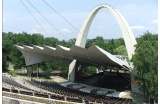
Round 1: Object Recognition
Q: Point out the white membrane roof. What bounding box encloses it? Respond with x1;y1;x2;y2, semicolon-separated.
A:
15;44;131;71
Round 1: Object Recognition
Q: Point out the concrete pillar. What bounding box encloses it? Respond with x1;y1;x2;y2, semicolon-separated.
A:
96;68;99;73
18;90;20;94
48;95;51;99
68;60;77;81
64;96;67;101
33;92;35;96
10;88;12;92
68;60;82;81
82;99;85;103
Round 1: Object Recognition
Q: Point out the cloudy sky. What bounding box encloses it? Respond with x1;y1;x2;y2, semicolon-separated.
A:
3;0;158;40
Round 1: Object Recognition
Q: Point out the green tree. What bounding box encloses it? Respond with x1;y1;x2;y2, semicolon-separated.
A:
131;31;158;103
31;33;44;46
44;37;59;47
114;45;127;55
65;38;76;47
2;53;8;71
83;66;97;73
114;38;125;47
86;36;116;54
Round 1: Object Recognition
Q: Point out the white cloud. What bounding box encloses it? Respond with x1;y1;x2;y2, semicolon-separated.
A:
151;19;158;24
60;28;70;33
131;26;145;30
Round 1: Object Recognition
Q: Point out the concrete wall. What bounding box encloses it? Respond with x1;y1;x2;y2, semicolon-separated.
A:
3;96;44;104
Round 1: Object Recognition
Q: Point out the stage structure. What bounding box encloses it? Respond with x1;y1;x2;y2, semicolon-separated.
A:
69;4;136;81
15;4;139;93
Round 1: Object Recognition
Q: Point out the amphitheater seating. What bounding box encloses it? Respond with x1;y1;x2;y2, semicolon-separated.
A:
2;76;31;91
26;79;132;104
2;75;132;104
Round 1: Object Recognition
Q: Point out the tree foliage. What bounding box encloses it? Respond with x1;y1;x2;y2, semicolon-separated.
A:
86;36;118;54
83;66;97;73
114;45;127;55
131;31;158;103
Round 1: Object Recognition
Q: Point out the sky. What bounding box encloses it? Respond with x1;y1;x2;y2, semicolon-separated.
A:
2;0;158;40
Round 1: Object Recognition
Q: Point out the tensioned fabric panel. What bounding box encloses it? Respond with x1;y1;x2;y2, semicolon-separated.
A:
15;44;131;71
15;45;72;65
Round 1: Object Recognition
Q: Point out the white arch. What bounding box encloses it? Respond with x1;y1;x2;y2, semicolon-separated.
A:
75;4;137;60
68;4;137;81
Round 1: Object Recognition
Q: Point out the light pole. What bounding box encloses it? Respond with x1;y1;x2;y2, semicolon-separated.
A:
37;64;39;79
